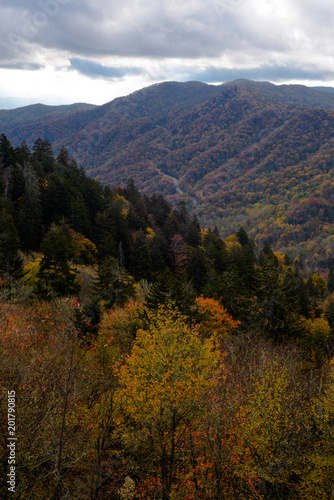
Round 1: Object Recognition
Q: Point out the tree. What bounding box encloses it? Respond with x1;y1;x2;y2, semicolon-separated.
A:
187;246;210;293
113;304;224;499
145;268;195;315
32;138;55;173
203;227;229;274
124;177;141;205
149;230;169;275
194;296;240;340
96;256;135;309
56;146;72;167
0;133;16;168
327;267;334;294
0;209;23;277
129;230;152;280
0;300;118;499
237;359;306;499
15;163;42;251
36;223;79;297
96;197;130;262
6;164;25;203
302;359;334;498
254;256;305;340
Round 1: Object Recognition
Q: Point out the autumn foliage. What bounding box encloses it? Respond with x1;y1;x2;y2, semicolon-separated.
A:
1;138;334;498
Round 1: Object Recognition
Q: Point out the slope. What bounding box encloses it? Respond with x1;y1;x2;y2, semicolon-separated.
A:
2;79;334;268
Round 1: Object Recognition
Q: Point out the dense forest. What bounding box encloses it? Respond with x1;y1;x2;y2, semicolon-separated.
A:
1;135;334;498
3;80;334;272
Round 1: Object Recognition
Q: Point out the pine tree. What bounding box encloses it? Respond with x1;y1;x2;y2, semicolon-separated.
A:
6;164;25;203
31;138;55;173
327;267;334;293
36;223;79;297
15;163;42;251
0;134;16;168
0;209;23;277
129;230;152;281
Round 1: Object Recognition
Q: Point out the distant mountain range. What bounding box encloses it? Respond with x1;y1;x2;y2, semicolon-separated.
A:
2;79;334;268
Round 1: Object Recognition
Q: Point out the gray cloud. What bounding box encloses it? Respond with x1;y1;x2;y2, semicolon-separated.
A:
184;65;334;84
69;58;143;79
1;0;334;89
0;0;260;61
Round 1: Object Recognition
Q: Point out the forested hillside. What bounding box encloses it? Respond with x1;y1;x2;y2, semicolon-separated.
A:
1;138;334;498
2;80;334;270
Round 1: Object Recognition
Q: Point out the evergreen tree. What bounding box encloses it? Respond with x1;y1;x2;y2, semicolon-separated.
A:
96;198;130;262
56;146;72;166
220;265;252;322
0;134;16;169
6;164;25;203
229;231;256;292
149;230;170;275
15;141;31;166
0;209;23;277
327;267;334;293
124;177;141;205
129;230;152;281
36;223;79;296
96;256;135;308
184;214;201;247
31;138;55;174
258;239;276;267
282;267;311;318
187;246;210;293
236;226;250;247
203;228;229;274
324;295;334;335
149;193;171;227
15;163;42;251
145;268;195;316
254;257;305;340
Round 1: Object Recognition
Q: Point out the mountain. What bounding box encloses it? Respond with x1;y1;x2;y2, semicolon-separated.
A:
2;79;334;269
313;86;334;94
0;102;97;130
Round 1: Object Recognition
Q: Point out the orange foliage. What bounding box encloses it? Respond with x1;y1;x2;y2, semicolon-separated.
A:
195;296;240;339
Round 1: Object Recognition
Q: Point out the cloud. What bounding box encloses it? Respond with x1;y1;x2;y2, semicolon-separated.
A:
69;58;143;79
0;0;277;62
1;0;334;104
184;65;334;84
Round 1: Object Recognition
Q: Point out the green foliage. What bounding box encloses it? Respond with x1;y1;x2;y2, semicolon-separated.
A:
36;223;80;297
97;256;135;309
237;359;305;499
3;88;334;497
0;209;23;277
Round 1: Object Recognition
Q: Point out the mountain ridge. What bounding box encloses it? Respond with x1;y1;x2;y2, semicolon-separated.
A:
0;102;97;131
2;79;334;267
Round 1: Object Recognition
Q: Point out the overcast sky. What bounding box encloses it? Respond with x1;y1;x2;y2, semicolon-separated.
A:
1;0;334;107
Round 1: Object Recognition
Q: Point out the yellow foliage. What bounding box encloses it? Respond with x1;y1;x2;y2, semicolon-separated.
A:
69;229;98;265
298;360;334;498
237;360;301;492
23;256;42;285
146;227;155;238
304;316;330;339
273;251;285;265
225;234;238;242
301;316;331;366
98;300;147;359
113;304;225;481
225;238;242;255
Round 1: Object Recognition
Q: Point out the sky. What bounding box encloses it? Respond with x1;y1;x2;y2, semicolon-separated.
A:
1;0;334;108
